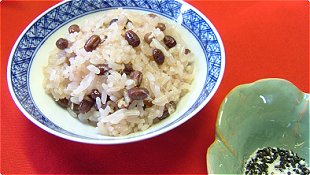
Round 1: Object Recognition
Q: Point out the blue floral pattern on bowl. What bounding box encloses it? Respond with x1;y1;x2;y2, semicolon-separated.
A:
8;0;225;143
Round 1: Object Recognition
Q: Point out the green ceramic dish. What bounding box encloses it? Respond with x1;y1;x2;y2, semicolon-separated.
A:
207;78;309;174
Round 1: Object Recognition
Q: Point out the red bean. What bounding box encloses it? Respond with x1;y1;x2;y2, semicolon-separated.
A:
96;64;111;75
90;89;101;100
56;38;68;50
123;63;133;75
148;13;157;18
143;99;153;108
164;35;177;48
153;48;165;65
159;108;169;120
57;98;69;108
184;48;191;54
78;99;94;114
130;70;143;87
69;101;79;113
68;24;80;33
156;23;166;31
84;35;101;52
128;87;149;100
158;101;176;120
125;30;140;47
144;32;154;44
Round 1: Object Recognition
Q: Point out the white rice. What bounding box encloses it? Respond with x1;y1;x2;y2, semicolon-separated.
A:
43;9;194;136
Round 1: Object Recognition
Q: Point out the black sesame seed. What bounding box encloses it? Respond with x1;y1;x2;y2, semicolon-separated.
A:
244;147;310;175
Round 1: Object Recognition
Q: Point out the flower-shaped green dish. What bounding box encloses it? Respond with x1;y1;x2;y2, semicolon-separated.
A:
207;78;309;174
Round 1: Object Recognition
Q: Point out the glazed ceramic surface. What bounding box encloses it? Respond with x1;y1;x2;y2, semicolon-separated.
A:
7;0;225;144
207;78;309;174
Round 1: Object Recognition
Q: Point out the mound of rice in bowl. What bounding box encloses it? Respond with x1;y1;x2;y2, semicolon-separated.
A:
43;9;194;136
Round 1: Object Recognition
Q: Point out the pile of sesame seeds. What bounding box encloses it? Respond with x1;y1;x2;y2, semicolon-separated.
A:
244;147;309;175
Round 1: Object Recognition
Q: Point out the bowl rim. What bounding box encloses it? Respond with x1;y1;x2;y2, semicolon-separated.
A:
7;0;225;144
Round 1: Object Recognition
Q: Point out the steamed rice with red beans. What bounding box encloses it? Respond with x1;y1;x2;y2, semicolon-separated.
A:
43;9;194;136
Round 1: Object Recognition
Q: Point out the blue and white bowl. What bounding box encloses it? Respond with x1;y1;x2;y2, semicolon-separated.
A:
7;0;225;144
